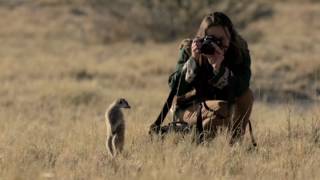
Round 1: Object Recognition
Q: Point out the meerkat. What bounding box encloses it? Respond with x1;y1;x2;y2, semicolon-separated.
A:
105;98;130;157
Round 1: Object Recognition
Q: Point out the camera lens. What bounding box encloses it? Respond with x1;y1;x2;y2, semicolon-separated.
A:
199;35;222;55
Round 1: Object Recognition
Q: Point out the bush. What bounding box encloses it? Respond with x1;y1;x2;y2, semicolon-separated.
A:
90;0;273;43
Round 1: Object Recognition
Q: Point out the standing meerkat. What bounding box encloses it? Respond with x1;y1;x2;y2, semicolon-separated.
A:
105;98;130;157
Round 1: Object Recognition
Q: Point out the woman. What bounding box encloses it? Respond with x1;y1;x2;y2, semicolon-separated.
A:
169;12;254;144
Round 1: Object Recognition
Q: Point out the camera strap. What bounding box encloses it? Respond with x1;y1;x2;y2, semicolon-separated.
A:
150;69;184;128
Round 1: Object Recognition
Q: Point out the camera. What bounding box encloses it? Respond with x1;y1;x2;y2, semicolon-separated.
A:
199;35;223;55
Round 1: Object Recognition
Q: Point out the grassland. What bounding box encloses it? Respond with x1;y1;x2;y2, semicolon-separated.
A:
0;1;319;180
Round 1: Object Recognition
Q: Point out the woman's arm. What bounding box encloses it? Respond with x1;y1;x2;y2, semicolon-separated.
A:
168;48;196;96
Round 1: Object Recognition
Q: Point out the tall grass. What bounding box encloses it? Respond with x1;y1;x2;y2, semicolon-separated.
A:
0;1;319;179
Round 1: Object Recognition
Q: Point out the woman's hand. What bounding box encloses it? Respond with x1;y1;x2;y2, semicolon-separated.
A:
205;43;224;73
191;38;201;60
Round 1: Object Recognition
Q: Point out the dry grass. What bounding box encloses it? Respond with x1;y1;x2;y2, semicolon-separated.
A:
0;1;320;180
249;2;320;101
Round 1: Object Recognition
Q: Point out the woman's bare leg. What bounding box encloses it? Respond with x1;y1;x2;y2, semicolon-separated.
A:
229;88;254;145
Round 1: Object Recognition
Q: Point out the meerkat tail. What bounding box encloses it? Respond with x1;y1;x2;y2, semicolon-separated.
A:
106;136;115;157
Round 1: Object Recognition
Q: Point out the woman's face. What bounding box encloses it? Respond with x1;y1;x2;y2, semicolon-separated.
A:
206;25;230;53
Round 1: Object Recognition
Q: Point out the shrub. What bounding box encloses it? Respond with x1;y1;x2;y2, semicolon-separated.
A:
90;0;273;43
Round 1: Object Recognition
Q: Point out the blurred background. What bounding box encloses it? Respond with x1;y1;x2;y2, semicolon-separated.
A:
0;0;319;105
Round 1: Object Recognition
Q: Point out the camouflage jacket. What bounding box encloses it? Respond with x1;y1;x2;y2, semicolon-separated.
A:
168;39;252;104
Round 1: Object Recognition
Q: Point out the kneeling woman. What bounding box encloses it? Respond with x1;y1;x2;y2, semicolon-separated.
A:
169;12;254;144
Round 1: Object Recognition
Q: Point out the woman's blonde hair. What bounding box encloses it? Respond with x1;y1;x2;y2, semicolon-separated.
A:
196;12;248;64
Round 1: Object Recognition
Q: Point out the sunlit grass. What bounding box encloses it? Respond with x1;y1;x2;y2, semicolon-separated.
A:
0;1;320;180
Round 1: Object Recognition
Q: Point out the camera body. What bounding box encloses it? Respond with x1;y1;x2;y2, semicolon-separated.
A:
199;35;223;55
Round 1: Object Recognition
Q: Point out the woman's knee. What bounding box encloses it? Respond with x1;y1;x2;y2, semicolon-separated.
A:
233;88;254;124
236;88;254;108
